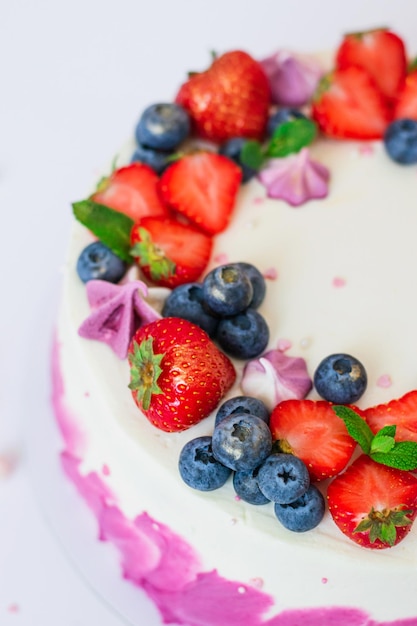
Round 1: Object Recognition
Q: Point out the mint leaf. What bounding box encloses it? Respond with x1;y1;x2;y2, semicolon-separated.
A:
371;441;417;471
72;200;134;263
370;434;396;455
240;140;265;170
332;405;374;454
266;118;317;158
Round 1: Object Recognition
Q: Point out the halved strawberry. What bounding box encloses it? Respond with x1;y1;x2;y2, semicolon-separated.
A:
311;67;391;139
335;28;407;104
364;390;417;443
128;317;236;432
92;162;170;222
327;455;417;549
269;399;356;482
175;50;270;142
393;68;417;121
158;152;242;235
130;215;213;288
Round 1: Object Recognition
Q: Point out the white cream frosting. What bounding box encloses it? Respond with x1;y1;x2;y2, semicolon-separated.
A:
55;135;417;622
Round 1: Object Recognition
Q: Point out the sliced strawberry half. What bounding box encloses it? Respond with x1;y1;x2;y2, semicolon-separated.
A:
269;399;356;482
312;66;391;139
393;68;417;121
92;162;170;222
158;152;242;235
327;454;417;549
130;215;213;288
335;28;407;104
364;390;417;443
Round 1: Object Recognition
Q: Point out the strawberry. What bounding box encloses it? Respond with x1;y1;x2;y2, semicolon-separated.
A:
327;455;417;549
91;162;170;222
393;67;417;121
158;152;242;235
364;390;417;443
335;28;407;104
269;399;356;482
175;50;270;142
128;317;236;432
130;215;213;288
311;67;391;139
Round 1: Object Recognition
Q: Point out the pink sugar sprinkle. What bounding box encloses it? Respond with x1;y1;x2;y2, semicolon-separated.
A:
322;578;328;585
0;452;18;479
249;577;264;589
102;464;111;476
84;391;90;398
8;604;19;613
213;253;229;265
234;494;241;502
332;277;346;288
263;267;278;280
377;374;392;388
277;338;292;352
252;196;265;205
359;143;375;156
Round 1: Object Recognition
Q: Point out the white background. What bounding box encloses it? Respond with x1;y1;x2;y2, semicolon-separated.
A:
1;1;417;624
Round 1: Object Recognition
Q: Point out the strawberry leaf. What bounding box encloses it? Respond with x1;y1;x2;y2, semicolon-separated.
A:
266;118;317;158
332;405;374;454
72;200;134;263
240;140;265;170
128;337;164;410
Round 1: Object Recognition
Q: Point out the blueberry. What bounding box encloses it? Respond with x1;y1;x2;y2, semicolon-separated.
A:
234;262;266;309
384;118;417;165
215;396;270;427
135;103;190;151
212;414;272;472
274;484;325;532
162;283;218;338
216;309;269;359
313;353;367;404
202;264;254;317
233;467;270;505
219;137;257;183
267;108;306;137
257;453;310;504
131;143;172;174
76;241;127;284
178;436;232;491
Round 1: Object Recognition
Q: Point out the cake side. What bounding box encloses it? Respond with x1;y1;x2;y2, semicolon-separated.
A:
52;134;417;623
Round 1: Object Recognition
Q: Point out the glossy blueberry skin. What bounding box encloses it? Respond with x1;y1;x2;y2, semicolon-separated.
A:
219;137;257;183
76;241;127;284
267;108;306;137
135;103;190;151
162;283;218;338
216;309;269;360
314;353;367;404
202;264;254;317
274;484;325;532
384;118;417;165
233;468;270;505
215;395;270;427
234;262;266;309
257;453;310;504
131;143;172;174
178;436;231;491
212;413;272;472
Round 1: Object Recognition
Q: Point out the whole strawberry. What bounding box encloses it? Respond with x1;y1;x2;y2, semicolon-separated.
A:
327;455;417;549
128;318;236;432
175;50;270;142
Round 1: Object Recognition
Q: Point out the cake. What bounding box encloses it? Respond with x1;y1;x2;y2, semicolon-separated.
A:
52;28;417;625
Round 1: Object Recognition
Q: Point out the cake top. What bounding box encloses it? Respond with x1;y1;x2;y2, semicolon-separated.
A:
70;26;417;552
